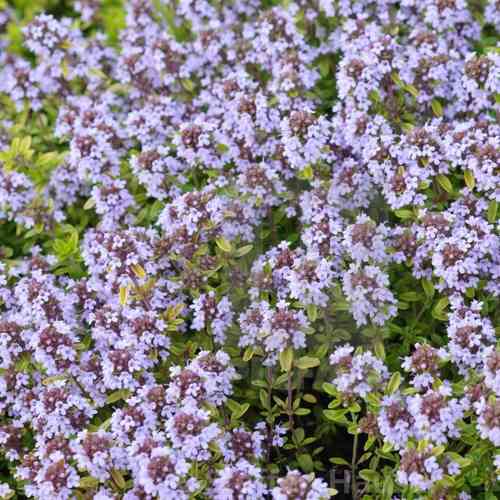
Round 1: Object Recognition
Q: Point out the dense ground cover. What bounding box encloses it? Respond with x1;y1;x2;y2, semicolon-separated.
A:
0;0;498;498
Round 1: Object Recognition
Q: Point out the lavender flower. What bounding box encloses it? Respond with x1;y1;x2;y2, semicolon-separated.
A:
342;264;397;326
272;470;332;499
330;345;389;399
210;460;267;500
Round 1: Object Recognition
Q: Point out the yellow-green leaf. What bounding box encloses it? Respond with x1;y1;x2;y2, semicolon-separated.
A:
279;346;294;372
166;302;184;321
431;99;443;117
20;136;32;153
488;200;497;223
322;383;337;396
387;372;401;394
434;296;449;312
42;375;68;385
318;59;330;77
110;469;126;490
306;303;317;322
432;296;449;321
215;237;232;253
394;209;413;219
79;476;100;489
390;72;403;87
324;409;349;424
295;356;320;370
181;78;195;92
399;291;420;302
421;279;435;299
303;393;317;404
232;402;250;419
83;197;96;210
374;341;385;360
299;164;314;180
404;84;419;98
119;285;130;306
243;346;255;362
131;264;146;279
436;174;453;193
464;170;475;190
106;389;130;404
235;245;253;257
359;469;379;482
297;453;314;473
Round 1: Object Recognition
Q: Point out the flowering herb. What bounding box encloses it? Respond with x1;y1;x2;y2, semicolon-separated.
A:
0;0;498;499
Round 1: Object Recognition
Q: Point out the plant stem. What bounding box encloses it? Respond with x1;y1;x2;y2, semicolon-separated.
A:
287;369;294;430
352;432;359;499
266;367;274;464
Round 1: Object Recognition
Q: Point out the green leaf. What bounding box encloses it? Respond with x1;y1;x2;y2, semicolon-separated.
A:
226;399;240;413
390;72;404;87
68;231;79;252
436;174;453;193
374;341;385;360
330;457;350;466
432;296;449;320
421;279;435;299
404;84;419;98
431;445;445;456
42;375;68;386
399;291;420;302
110;469;126;490
259;389;269;410
119;285;130;306
295;408;311;416
293;427;305;443
323;409;349;424
180;78;195;92
234;245;253;257
318;59;330;77
106;389;130;404
215;237;232;253
386;372;401;395
382;475;394;499
297;453;314;473
488;200;498;223
365;393;380;407
359;469;379;482
99;418;112;431
369;89;381;103
243;346;255;362
295;356;320;370
79;476;100;489
216;143;229;154
431;99;443;117
394;209;414;220
131;264;146;279
382;442;394;453
232;402;250;419
322;383;337;396
298;164;314;181
464;170;475;190
83;197;96;210
306;303;318;322
434;296;449;311
279;346;294;372
20;136;32;153
303;393;317;403
364;436;375;450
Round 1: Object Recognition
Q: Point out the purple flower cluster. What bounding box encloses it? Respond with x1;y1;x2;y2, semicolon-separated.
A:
0;0;498;497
